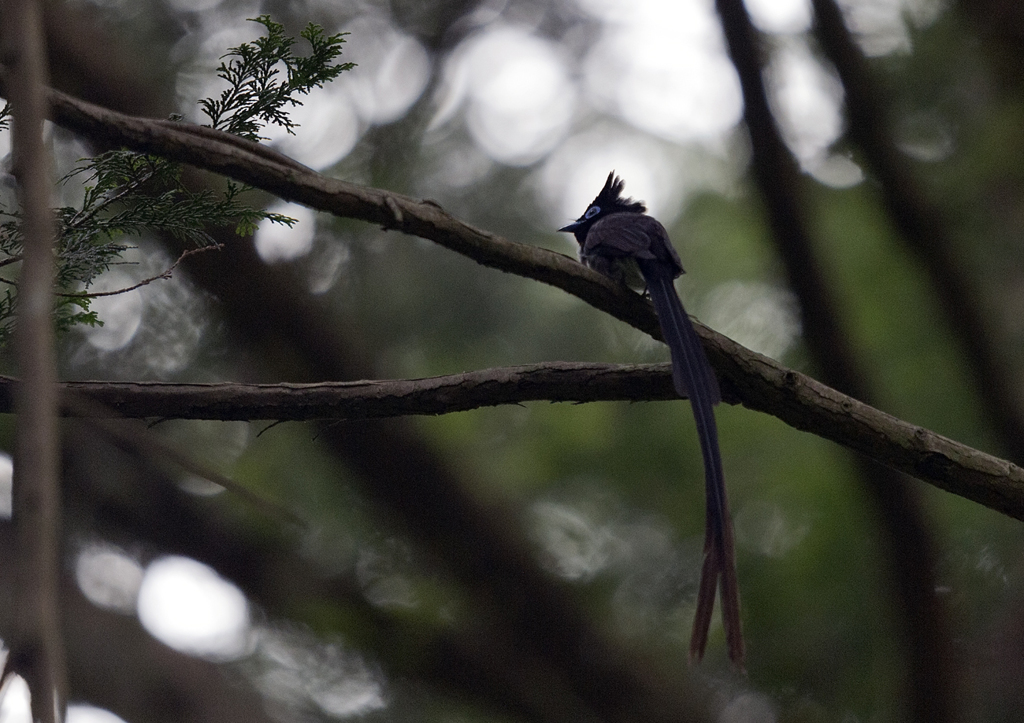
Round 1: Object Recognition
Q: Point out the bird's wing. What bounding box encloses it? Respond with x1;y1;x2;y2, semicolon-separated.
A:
584;214;683;274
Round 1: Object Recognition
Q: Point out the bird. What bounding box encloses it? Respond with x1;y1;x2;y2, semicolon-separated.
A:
558;172;743;667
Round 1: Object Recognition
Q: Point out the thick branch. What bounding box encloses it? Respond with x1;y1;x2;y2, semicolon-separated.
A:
0;87;1021;525
0;362;681;419
0;355;1022;521
36;87;654;332
4;85;1019;513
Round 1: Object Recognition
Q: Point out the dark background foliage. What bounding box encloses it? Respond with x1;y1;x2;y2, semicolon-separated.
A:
3;0;1024;721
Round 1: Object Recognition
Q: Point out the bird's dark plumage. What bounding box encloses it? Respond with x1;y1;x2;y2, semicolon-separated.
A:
559;172;743;667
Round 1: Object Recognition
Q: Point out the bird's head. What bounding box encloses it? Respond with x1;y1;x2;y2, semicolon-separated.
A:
558;171;647;241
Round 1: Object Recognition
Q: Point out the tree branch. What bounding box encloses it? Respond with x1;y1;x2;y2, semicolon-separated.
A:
37;86;637;323
0;362;682;418
0;2;67;721
0;245;226;299
0;355;1021;521
57;244;223;299
0;86;1021;525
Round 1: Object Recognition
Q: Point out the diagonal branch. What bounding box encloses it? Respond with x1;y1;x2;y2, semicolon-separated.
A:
38;86;632;319
35;74;965;721
1;86;1022;524
56;244;223;299
0;245;226;299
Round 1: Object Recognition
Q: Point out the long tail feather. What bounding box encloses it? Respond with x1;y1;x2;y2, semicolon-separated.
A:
639;260;744;668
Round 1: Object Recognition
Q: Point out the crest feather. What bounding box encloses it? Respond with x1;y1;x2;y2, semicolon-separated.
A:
592;171;646;213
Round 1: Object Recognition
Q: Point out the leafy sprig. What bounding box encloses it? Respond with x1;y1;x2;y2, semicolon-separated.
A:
0;17;353;345
199;15;354;141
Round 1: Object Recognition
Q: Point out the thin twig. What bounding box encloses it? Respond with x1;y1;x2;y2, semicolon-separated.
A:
0;244;224;299
256;419;286;437
58;244;223;299
64;161;157;231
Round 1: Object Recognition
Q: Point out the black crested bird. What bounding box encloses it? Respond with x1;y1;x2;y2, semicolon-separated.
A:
559;172;743;666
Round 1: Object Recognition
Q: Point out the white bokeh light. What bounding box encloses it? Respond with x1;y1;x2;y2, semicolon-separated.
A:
744;0;812;34
67;705;131;723
720;692;778;723
531;501;619;581
541;132;684;230
341;16;432;125
165;0;222;12
0;680;129;723
838;0;943;56
79;269;145;352
250;628;386;717
539;124;738;235
255;203;317;262
581;0;742;143
263;85;361;171
441;26;575;165
700;280;801;360
766;38;846;167
307;240;351;295
137;556;250;660
734;500;811;558
174;18;264;121
76;544;145;614
0;452;11;519
895;110;955;162
0;676;30;723
806;152;865;188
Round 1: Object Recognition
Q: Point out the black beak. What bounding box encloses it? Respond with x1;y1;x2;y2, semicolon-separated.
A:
558;220;582;233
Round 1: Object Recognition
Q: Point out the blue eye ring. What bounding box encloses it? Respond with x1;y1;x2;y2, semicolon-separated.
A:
584;205;600;219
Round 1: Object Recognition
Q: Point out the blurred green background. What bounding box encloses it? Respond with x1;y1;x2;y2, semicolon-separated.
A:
3;0;1024;721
